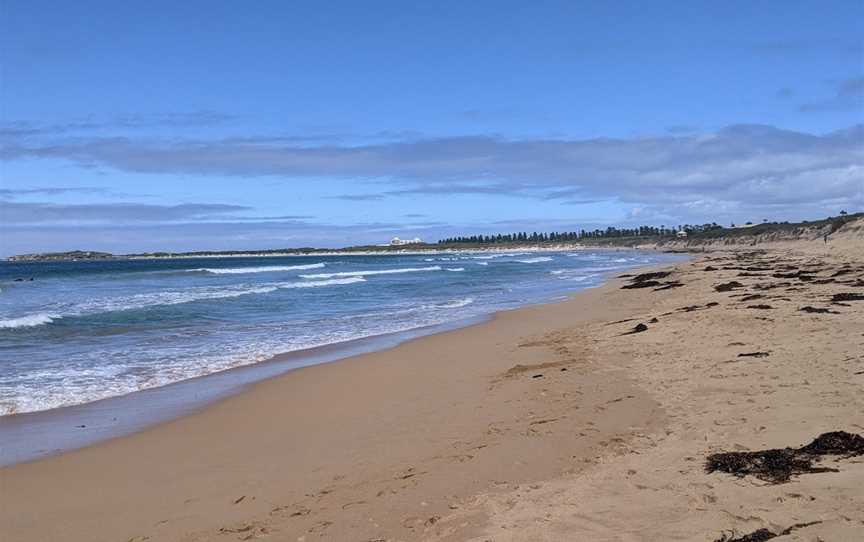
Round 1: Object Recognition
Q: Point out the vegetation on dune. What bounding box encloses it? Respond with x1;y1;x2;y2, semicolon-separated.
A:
6;212;861;261
437;212;862;247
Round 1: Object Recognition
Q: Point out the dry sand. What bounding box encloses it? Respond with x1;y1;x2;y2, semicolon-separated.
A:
1;237;863;542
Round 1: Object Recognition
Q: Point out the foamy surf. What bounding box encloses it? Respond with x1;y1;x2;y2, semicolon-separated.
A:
77;277;366;313
300;266;442;279
192;263;326;274
517;257;553;263
0;313;59;329
1;277;367;329
434;297;474;309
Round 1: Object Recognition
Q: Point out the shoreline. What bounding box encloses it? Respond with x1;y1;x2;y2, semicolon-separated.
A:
1;264;668;542
0;257;679;466
0;312;490;466
2;240;862;541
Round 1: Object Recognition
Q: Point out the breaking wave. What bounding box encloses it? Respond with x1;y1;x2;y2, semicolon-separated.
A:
300;266;442;279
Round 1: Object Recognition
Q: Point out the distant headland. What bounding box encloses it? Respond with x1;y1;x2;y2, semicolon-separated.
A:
6;212;859;262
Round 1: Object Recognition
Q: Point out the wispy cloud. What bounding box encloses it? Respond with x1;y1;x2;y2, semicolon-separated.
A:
0;202;250;225
0;111;235;139
0;186;109;199
800;77;864;112
328;194;387;201
3;123;861;216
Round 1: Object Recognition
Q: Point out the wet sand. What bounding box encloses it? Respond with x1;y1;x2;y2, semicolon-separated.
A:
2;238;863;541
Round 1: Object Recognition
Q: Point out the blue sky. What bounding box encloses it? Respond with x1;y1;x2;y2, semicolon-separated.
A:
1;1;862;255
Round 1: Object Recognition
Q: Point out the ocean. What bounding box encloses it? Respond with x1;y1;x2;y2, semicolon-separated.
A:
0;250;684;418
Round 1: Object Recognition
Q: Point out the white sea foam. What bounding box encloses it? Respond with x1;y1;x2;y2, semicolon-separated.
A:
282;277;365;288
0;313;59;329
517;257;553;263
445;267;465;272
476;261;489;266
435;297;474;309
2;278;366;330
192;263;325;274
79;278;366;312
299;266;442;279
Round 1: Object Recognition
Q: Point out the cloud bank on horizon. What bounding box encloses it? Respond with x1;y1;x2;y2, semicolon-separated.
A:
0;2;862;255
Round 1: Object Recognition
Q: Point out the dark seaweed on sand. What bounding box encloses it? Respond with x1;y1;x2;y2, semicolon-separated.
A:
715;528;775;542
632;271;672;282
800;306;838;314
621;323;648;335
653;281;683;291
621;271;673;289
713;521;821;542
831;292;864;302
621;281;661;289
705;431;864;484
715;281;745;292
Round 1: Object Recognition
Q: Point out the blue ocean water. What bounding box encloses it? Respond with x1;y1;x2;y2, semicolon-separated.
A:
0;250;683;416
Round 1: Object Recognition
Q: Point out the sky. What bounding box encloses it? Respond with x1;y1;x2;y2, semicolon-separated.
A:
1;1;862;255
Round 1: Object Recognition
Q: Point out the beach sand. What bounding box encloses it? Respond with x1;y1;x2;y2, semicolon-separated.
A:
2;237;863;541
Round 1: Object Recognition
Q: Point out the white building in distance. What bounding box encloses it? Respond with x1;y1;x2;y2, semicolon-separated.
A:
390;236;423;246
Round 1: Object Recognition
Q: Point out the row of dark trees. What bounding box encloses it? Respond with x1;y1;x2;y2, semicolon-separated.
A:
438;223;723;245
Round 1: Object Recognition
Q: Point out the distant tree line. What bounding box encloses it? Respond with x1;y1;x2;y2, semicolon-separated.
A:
438;223;724;245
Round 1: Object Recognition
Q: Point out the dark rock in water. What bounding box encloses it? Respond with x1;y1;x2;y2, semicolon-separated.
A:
747;304;773;310
531;374;544;379
704;266;718;271
13;278;24;282
706;302;719;307
738;351;770;358
648;317;659;323
832;292;864;302
705;431;864;484
715;281;745;292
741;294;763;301
800;306;838;314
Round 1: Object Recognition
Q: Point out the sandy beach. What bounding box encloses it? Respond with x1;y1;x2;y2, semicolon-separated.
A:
2;233;863;541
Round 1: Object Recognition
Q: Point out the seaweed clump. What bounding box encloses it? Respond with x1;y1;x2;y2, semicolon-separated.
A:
832;292;864;302
715;281;745;292
714;521;821;542
705;431;864;484
621;271;673;289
